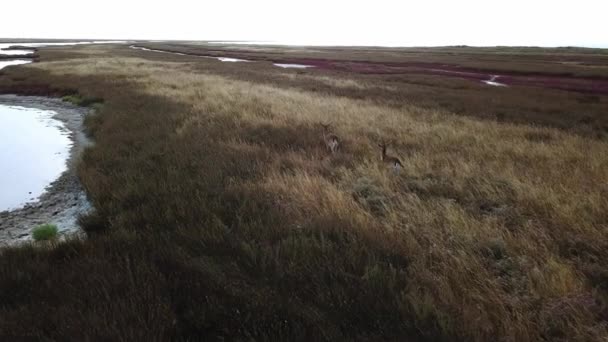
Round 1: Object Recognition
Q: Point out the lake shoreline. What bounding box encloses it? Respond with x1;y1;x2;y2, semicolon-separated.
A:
0;95;92;246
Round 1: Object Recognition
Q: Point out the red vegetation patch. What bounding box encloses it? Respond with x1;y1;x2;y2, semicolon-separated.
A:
275;58;608;95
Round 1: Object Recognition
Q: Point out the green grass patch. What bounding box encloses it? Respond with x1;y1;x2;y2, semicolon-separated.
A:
32;224;58;241
62;94;104;107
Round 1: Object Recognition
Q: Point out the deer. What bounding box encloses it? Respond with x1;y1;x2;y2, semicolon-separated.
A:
378;141;403;171
321;123;340;153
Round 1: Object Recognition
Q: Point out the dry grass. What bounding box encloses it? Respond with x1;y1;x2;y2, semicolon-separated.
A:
0;46;607;341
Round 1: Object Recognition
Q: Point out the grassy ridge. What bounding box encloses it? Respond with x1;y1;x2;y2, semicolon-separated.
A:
0;46;607;341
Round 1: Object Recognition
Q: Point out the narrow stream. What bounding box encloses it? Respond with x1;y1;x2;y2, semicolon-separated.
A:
130;45;314;69
482;75;508;87
217;57;248;62
274;63;314;69
130;45;315;66
129;45;189;56
130;45;249;62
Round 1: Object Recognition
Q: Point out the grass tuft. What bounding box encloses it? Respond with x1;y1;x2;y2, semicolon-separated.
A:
32;224;58;241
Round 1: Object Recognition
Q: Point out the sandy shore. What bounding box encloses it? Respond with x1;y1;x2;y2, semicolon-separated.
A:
0;95;92;246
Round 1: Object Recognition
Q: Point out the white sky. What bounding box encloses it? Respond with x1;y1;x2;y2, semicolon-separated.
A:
2;0;607;47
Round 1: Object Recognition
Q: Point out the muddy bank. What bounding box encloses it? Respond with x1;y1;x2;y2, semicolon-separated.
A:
0;95;92;246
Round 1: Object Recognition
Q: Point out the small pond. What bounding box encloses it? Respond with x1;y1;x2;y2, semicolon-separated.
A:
0;104;71;211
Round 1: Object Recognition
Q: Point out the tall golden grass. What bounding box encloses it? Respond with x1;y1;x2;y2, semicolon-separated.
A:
0;47;606;341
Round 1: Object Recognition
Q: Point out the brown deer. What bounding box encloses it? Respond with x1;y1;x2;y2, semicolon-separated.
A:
321;123;340;153
378;141;403;171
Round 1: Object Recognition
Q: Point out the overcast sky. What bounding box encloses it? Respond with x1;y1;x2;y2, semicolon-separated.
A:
2;0;607;47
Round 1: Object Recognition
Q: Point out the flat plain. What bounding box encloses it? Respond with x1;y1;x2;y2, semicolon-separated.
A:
0;42;607;341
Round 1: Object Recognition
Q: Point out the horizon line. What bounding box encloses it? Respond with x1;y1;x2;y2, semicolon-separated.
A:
1;38;606;50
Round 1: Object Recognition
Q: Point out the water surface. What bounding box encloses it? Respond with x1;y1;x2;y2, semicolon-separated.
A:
0;60;31;70
0;41;127;57
217;57;248;62
130;45;249;62
17;40;126;48
483;75;508;87
0;104;71;211
0;44;34;55
130;45;188;55
274;63;314;69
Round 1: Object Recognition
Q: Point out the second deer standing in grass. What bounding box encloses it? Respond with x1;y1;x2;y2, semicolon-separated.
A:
378;141;403;171
321;123;340;153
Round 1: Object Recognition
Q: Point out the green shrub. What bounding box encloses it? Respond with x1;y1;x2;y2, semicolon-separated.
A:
32;224;58;241
62;94;103;107
62;94;84;105
90;102;104;111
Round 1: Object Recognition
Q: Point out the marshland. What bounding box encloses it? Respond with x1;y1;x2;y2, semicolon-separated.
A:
0;40;607;341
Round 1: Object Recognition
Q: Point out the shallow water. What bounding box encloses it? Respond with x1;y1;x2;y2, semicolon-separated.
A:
483;80;508;87
1;41;128;72
483;75;508;87
0;41;127;57
217;57;248;62
129;45;249;62
130;45;188;56
0;104;71;211
0;44;34;55
274;63;314;69
17;40;126;48
213;41;273;45
0;60;32;70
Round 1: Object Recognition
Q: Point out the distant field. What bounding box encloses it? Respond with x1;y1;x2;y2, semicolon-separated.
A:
132;42;608;136
142;43;608;77
0;43;606;341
